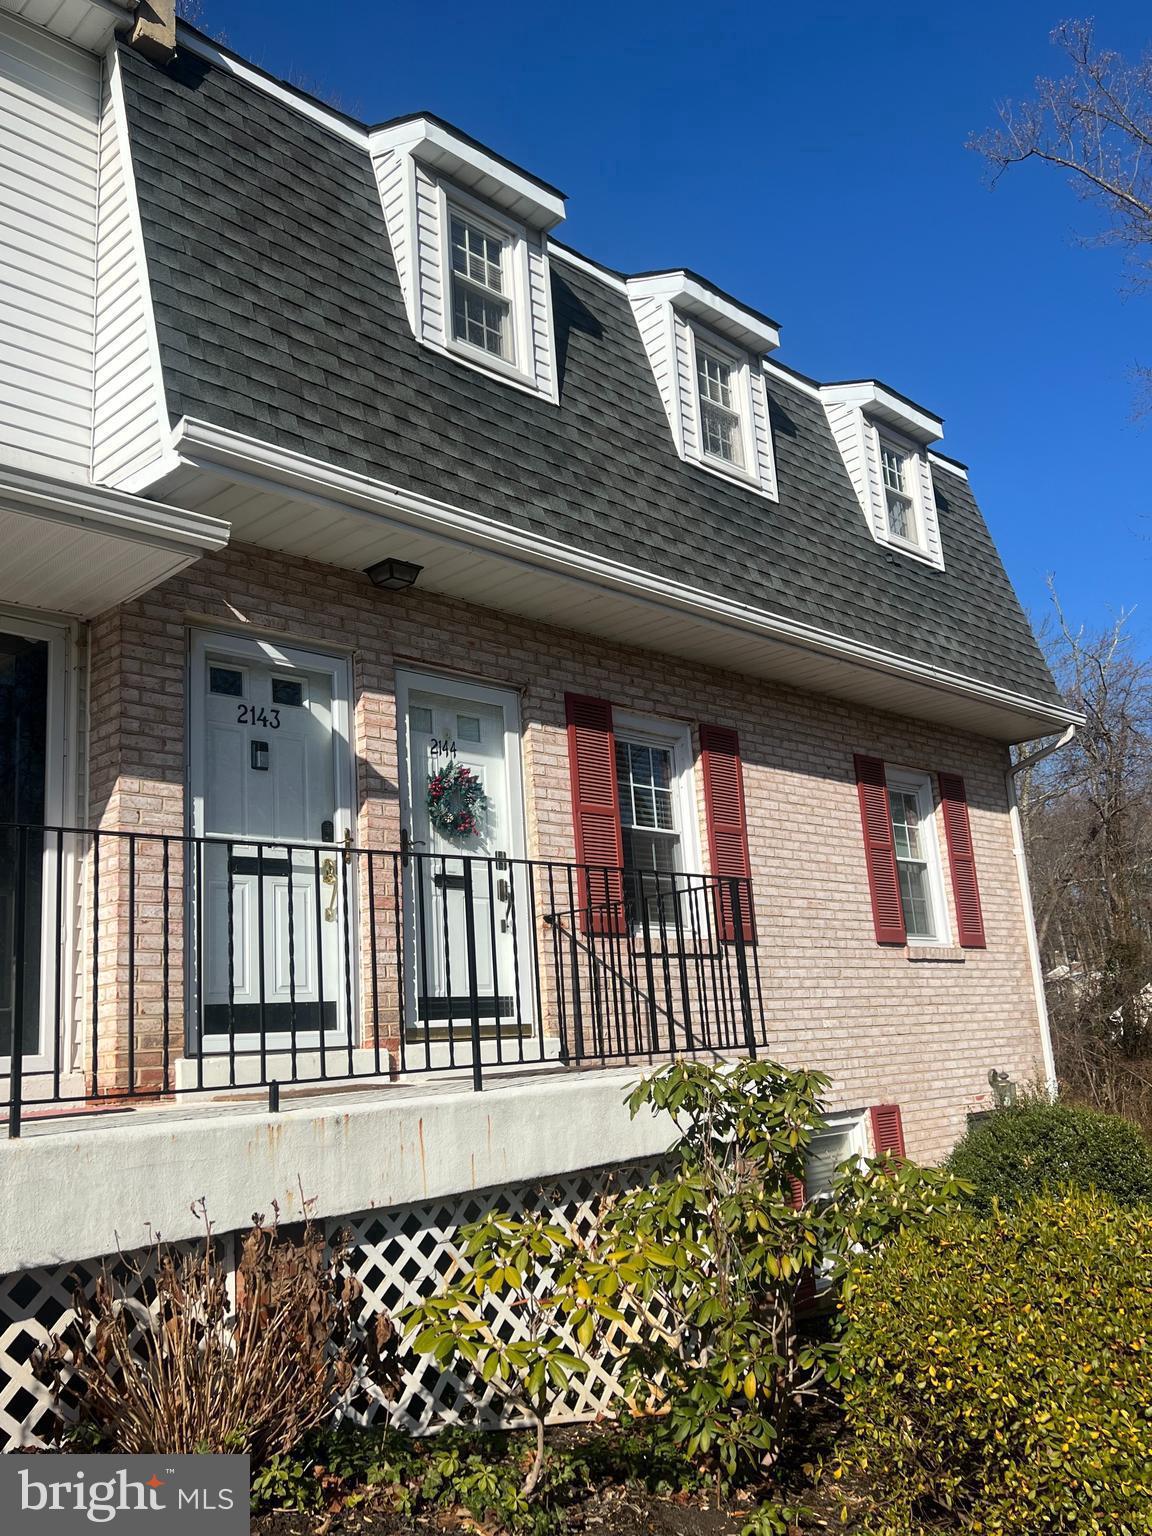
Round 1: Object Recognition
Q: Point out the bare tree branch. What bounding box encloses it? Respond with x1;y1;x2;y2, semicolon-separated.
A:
969;19;1152;303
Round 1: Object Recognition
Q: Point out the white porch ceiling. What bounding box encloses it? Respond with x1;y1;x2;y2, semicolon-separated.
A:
148;440;1078;746
0;469;228;619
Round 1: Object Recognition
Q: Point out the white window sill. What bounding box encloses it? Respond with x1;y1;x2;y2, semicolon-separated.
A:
875;532;944;570
904;945;966;963
685;450;777;502
419;335;557;403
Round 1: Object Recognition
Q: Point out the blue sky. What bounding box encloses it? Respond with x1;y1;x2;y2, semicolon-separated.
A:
196;0;1150;653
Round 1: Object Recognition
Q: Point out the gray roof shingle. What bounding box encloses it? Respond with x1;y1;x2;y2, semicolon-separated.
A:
119;44;1062;708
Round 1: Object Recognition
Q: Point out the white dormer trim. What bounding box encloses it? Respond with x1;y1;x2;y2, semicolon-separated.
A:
369;116;564;401
627;271;781;354
627;273;779;500
370;115;566;230
819;379;942;444
820;381;945;570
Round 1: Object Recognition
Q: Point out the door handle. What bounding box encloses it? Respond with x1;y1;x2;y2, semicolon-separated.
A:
400;827;426;867
321;857;338;922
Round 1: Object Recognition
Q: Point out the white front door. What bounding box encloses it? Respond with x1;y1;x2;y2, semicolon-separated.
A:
397;670;527;1036
190;634;353;1045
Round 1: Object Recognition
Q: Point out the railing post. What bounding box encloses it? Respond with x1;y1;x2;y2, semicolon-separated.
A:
730;878;757;1061
8;826;28;1138
463;861;484;1091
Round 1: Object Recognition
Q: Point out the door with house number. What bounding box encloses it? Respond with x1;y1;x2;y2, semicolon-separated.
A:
197;643;347;1041
401;675;525;1035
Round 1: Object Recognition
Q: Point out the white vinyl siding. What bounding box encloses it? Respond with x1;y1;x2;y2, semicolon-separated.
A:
368;148;557;400
414;160;446;347
822;398;945;569
370;146;415;330
631;296;777;499
90;49;168;488
630;293;681;441
0;12;100;480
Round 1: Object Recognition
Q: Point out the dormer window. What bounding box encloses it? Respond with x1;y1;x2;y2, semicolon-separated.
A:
879;439;916;544
628;271;780;501
369;114;565;400
449;210;512;361
696;344;744;468
820;380;946;570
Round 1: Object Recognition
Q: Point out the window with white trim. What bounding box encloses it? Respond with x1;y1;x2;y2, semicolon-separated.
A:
886;769;949;943
449;210;513;362
696;344;745;468
805;1113;868;1201
612;714;699;926
879;438;917;544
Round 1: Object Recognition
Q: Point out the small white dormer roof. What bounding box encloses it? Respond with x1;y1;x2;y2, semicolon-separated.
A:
368;113;567;230
626;270;781;354
819;380;943;445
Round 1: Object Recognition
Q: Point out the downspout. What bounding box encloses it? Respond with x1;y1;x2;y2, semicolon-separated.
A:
1006;724;1077;1097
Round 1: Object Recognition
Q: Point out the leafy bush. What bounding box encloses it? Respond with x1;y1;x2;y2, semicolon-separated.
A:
408;1059;966;1495
838;1191;1152;1534
405;1206;614;1496
604;1059;836;1481
947;1097;1152;1210
40;1202;401;1460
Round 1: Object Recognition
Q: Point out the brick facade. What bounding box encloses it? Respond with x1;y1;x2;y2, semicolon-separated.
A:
84;541;1044;1162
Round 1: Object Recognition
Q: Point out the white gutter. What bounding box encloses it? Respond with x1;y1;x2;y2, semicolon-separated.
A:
168;417;1083;741
1006;724;1078;1096
0;469;229;556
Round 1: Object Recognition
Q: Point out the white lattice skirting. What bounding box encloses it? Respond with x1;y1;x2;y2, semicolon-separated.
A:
0;1162;652;1450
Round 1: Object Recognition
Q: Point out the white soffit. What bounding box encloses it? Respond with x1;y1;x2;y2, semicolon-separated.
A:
0;469;228;618
626;271;781;354
150;420;1078;745
0;0;133;52
368;114;567;230
819;380;943;445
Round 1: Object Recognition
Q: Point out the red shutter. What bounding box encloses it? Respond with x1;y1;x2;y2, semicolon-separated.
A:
870;1103;906;1158
938;773;986;949
788;1175;818;1309
854;755;906;946
565;694;626;935
700;724;754;943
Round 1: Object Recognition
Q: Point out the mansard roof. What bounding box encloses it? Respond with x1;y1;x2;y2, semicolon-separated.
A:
118;40;1063;711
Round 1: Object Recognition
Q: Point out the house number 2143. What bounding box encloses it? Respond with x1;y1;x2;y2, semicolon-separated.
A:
238;705;281;728
430;737;456;755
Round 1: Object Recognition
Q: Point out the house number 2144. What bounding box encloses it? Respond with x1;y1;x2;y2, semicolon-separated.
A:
430;737;456;755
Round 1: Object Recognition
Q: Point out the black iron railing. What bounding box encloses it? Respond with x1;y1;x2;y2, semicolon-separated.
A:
1;824;766;1132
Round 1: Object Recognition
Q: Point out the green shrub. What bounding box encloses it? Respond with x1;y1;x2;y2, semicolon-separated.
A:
838;1191;1152;1534
947;1098;1152;1211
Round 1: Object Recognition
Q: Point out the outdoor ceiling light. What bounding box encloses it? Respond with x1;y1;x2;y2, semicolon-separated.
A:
365;558;423;591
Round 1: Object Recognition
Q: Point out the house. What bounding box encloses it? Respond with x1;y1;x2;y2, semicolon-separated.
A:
0;0;1079;1445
